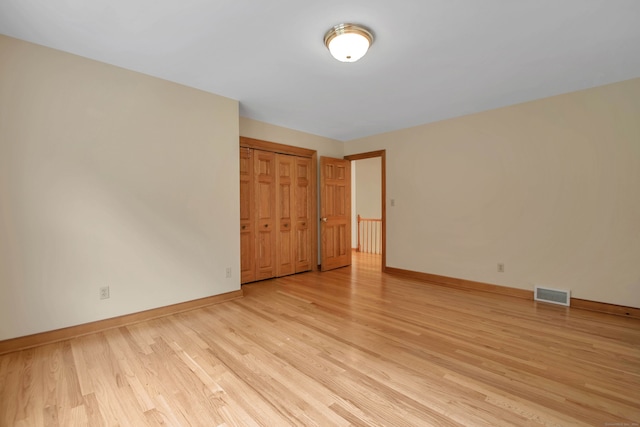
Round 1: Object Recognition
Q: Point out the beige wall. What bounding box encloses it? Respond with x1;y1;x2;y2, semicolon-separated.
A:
240;117;343;157
345;78;640;308
0;36;240;340
355;157;382;219
1;35;637;342
353;158;382;251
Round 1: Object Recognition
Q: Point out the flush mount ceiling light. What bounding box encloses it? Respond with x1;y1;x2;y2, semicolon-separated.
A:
324;23;373;62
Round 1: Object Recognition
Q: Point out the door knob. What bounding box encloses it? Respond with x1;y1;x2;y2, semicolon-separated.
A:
321;217;327;222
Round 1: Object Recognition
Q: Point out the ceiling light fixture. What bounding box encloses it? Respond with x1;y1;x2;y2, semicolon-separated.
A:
324;23;373;63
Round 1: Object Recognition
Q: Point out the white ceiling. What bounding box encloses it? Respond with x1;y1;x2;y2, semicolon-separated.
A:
1;0;639;141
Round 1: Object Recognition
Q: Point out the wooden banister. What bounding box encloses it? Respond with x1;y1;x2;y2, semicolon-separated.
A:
357;215;382;254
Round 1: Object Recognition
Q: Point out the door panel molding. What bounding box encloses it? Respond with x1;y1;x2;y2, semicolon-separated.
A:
254;150;276;280
276;154;295;277
294;157;313;272
240;148;255;283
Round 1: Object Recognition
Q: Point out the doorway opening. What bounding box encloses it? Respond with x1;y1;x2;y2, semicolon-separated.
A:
344;150;386;271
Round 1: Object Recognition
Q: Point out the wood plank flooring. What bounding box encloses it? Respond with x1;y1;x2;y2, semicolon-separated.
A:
1;252;639;426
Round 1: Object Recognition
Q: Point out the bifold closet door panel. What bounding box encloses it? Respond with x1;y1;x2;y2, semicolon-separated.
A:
254;150;277;280
295;157;312;273
275;154;296;277
240;148;255;284
240;146;314;283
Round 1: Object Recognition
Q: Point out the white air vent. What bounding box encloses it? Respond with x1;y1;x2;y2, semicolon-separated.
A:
534;286;571;306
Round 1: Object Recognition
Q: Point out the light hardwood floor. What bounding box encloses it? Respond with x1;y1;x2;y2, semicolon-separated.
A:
1;253;639;426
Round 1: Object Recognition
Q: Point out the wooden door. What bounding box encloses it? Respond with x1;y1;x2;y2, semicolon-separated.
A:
275;154;295;277
320;156;351;271
294;157;312;273
239;148;255;283
254;150;277;280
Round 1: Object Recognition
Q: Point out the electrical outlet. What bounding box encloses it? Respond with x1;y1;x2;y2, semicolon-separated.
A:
225;267;232;278
100;286;110;299
497;263;505;273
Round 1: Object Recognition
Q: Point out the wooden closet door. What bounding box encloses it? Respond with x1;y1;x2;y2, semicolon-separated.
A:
276;154;295;277
254;150;277;280
295;157;312;273
239;148;255;284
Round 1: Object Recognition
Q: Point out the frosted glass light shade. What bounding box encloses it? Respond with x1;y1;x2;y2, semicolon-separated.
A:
324;24;373;63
